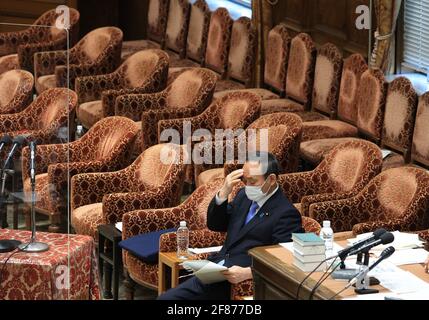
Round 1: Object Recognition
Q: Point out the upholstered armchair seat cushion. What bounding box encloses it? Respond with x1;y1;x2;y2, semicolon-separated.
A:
302;120;359;142
300;137;362;165
121;40;161;59
213;88;279;101
77;101;103;129
261;98;305;115
294;111;329;122
169;59;201;69
35;75;56;94
0;54;19;75
215;79;245;93
72;203;103;239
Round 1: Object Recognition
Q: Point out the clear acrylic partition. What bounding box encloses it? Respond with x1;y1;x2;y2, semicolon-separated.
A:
0;5;79;300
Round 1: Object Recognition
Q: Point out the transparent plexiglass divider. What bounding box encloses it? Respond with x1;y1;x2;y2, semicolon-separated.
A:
0;5;77;300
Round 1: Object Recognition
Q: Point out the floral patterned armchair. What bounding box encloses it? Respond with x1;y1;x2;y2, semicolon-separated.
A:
411;92;429;169
379;77;419;171
71;144;187;239
0;69;34;114
213;23;290;101
121;0;170;58
214;17;257;92
75;49;169;129
34;27;123;94
164;0;191;61
300;68;388;166
0;8;80;73
194;112;303;187
280;140;383;217
260;33;317;116
169;0;211;68
121;178;224;293
309;167;429;234
21;116;139;232
115;68;217;151
0;88;77;157
204;8;233;79
299;54;368;143
157;91;261;183
292;43;343;122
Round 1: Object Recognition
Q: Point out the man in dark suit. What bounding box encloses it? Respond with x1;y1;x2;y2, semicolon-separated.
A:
158;152;304;300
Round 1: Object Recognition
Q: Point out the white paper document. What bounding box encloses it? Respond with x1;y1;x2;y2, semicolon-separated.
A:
181;260;227;284
348;231;425;252
380;248;429;266
188;246;223;255
115;222;123;232
375;271;429;294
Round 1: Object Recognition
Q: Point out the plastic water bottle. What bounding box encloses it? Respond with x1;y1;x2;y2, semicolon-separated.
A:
320;221;334;268
177;221;189;260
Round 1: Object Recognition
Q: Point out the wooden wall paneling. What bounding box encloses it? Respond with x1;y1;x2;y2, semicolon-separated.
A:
273;0;371;58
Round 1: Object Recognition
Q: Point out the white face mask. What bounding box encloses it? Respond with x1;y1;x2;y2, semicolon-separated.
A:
245;177;271;202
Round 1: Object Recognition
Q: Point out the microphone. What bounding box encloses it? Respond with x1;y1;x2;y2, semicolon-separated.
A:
337;229;387;260
348;246;396;287
348;232;395;256
30;141;37;185
2;135;26;171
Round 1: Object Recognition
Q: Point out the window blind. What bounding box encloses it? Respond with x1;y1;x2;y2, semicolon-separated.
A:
403;0;429;73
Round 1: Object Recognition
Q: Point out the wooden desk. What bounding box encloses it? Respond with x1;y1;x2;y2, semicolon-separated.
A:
249;241;429;300
158;252;188;296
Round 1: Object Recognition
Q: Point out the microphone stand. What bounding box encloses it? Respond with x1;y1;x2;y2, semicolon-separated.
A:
353;249;380;293
18;167;49;253
0;167;22;253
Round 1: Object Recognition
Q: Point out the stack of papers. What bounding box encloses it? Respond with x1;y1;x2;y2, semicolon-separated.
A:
181;260;227;284
115;222;123;232
348;231;425;252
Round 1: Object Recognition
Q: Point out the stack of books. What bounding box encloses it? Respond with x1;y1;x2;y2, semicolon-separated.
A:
292;233;326;272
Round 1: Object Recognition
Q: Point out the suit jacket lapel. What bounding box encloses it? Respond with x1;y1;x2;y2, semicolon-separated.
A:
227;189;282;249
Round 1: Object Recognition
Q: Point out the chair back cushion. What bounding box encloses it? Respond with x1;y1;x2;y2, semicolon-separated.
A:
316;140;382;193
285;33;316;109
356;69;387;141
167;68;216;110
228;17;256;84
337;54;368;124
312;43;343;116
264;24;290;94
36;88;77;131
205;8;233;75
366;168;429;227
78;27;120;63
147;0;170;43
411;92;429;166
134;144;182;189
165;0;191;54
122;49;168;88
215;92;261;130
382;77;418;154
186;0;211;63
0;70;33;112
